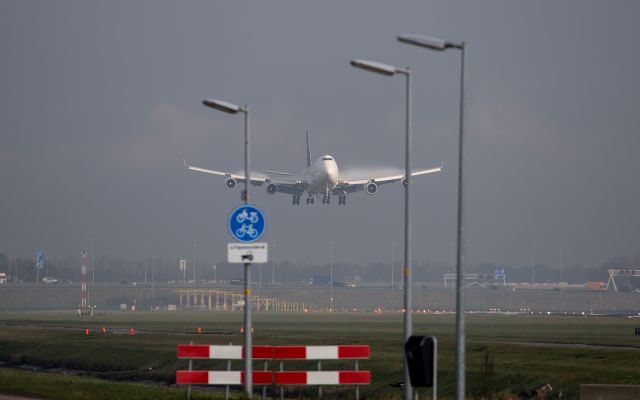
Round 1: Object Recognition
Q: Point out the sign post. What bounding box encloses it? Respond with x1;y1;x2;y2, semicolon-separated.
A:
81;250;88;309
228;204;266;398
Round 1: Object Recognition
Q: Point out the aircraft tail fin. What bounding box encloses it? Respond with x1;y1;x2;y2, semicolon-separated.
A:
306;130;312;168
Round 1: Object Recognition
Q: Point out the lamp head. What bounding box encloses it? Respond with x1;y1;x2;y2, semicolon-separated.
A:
202;99;242;114
397;33;453;50
350;59;398;76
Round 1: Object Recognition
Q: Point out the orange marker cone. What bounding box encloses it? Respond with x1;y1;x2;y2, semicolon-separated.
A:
85;329;89;336
101;327;107;334
197;327;202;334
129;328;135;336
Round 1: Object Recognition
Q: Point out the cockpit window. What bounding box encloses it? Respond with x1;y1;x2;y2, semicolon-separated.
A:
322;156;333;161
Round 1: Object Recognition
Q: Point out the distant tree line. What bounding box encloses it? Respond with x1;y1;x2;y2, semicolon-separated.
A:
0;252;638;285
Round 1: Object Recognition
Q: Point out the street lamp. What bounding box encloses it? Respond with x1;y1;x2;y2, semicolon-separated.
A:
202;98;253;397
330;241;333;311
398;32;467;400
350;58;414;400
151;256;156;312
92;237;95;286
144;242;148;284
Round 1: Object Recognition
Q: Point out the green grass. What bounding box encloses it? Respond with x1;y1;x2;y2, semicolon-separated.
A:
0;311;639;399
0;368;227;400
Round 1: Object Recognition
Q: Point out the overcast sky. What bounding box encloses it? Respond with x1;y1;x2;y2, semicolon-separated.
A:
1;1;639;271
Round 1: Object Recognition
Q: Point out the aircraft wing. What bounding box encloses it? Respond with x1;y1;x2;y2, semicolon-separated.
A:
183;160;267;186
334;165;442;193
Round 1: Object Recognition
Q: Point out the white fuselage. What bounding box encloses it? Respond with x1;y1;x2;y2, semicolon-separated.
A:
302;155;339;193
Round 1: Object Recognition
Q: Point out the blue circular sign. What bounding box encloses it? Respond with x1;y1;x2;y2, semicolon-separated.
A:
228;204;266;242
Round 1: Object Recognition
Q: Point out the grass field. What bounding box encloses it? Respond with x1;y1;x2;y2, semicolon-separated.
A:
0;310;639;399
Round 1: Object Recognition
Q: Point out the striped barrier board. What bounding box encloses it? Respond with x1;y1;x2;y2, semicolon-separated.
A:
275;371;371;385
176;371;273;385
274;345;369;360
177;345;369;360
177;345;274;360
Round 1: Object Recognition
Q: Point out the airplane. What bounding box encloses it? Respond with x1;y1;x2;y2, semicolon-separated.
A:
183;132;442;206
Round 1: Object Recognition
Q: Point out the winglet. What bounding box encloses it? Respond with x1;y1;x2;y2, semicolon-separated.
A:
183;158;189;168
440;161;444;170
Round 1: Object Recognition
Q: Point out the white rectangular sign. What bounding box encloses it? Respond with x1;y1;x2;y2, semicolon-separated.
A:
179;259;187;271
227;242;268;264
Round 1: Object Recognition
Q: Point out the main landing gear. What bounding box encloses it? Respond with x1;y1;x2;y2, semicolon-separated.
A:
292;193;347;206
338;192;347;206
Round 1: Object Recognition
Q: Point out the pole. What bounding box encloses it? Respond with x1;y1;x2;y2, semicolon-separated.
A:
152;258;155;312
193;239;197;284
560;245;564;313
242;106;253;397
272;240;276;285
81;251;88;309
532;240;536;284
391;241;395;290
454;41;467;400
330;241;333;311
7;243;11;281
145;242;148;284
402;68;413;400
92;238;95;286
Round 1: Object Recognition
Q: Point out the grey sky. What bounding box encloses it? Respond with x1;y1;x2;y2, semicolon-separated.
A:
1;1;639;271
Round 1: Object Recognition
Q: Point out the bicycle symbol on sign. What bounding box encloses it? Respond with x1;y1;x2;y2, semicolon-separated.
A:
228;204;265;242
235;224;258;239
236;209;259;224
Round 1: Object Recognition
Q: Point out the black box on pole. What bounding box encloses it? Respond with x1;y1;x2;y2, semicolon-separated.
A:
404;335;437;387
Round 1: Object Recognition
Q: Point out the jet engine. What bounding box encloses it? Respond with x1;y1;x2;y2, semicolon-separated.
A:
225;178;237;189
366;181;379;195
266;183;277;195
401;178;408;189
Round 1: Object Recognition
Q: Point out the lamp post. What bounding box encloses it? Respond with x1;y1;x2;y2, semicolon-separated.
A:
202;98;253;397
330;241;334;311
193;239;197;284
272;240;276;285
397;33;467;400
350;59;413;400
391;241;395;290
151;256;156;312
92;237;95;286
145;242;148;284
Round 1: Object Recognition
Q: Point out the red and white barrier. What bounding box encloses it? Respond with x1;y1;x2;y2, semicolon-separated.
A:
176;344;371;389
177;344;368;360
274;345;369;360
177;345;274;359
275;371;371;385
176;371;273;385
